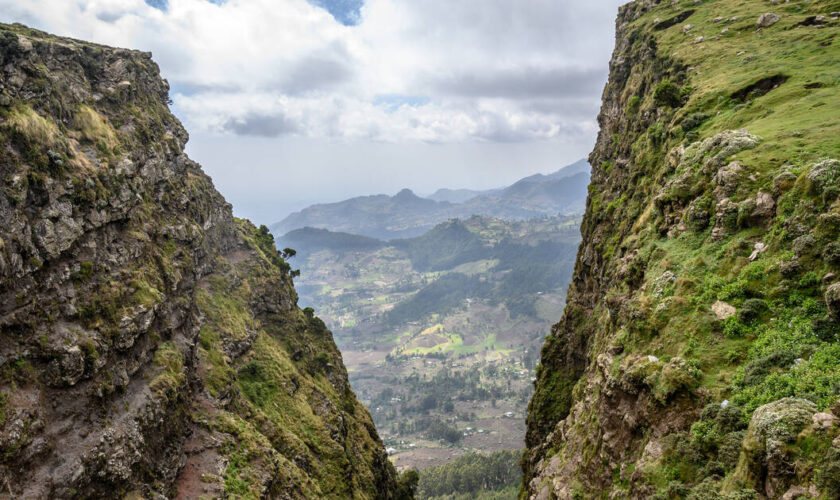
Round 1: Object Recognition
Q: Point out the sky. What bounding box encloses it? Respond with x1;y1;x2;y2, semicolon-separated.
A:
1;0;625;224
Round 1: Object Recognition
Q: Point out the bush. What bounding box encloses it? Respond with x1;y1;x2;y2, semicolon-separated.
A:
723;316;751;338
817;448;840;497
654;80;683;108
681;112;709;132
741;350;797;386
738;299;767;323
626;95;641;115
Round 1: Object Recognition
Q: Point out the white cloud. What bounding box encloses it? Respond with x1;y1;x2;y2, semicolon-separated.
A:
0;0;624;143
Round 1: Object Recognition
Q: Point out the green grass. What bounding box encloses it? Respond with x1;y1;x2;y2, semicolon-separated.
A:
526;0;840;496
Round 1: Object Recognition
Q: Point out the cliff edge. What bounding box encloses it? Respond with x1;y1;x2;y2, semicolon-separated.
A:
0;23;401;499
525;1;840;498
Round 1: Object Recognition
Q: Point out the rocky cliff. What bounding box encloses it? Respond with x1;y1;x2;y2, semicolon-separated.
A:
0;23;402;499
525;1;840;498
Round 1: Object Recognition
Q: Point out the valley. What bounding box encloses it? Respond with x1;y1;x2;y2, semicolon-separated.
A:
280;215;582;470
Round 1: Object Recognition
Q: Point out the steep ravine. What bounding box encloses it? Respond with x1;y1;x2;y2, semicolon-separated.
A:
525;0;840;499
0;24;403;498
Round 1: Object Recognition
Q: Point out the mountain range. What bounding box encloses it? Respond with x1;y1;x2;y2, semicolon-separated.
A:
271;159;590;239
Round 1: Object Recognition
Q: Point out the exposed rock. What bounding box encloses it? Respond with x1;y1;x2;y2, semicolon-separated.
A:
752;191;776;219
682;130;760;173
773;169;797;195
826;283;840;320
715;161;744;193
735;398;817;498
757;12;781;28
712;300;736;320
792;234;816;258
807;159;840;195
812;412;838;431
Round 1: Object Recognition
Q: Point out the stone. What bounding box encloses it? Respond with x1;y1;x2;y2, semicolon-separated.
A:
825;283;840;320
682;130;760;173
712;300;737;320
715;161;744;193
752;191;776;219
772;169;797;195
736;398;817;498
45;345;86;387
807;158;840;195
757;12;780;28
812;412;838;431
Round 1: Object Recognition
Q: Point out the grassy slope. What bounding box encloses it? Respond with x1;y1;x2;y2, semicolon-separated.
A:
192;222;394;498
526;0;840;498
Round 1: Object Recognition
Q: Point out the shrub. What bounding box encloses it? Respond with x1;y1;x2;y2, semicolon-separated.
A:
738;299;767;323
812;317;838;342
723;316;751;338
654;80;683;108
681;112;708;132
817;448;840;497
626;95;641;115
741;350;797;386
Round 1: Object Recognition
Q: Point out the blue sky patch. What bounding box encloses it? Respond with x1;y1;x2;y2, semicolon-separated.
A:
308;0;363;26
373;94;431;113
144;0;168;12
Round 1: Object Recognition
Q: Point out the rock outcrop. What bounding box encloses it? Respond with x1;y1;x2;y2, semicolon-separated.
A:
0;23;399;498
524;0;840;498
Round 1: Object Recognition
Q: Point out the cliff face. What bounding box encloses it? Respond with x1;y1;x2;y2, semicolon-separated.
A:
0;24;399;498
525;1;840;498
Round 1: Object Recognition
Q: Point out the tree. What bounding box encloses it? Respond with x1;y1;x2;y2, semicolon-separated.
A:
395;469;419;499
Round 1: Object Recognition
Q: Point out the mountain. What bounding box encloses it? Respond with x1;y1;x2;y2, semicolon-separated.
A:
524;2;840;499
278;215;581;470
271;160;590;239
274;188;453;240
0;23;411;499
426;187;490;203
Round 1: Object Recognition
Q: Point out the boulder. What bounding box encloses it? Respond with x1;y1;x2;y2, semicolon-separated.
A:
752;191;776;219
757;13;780;28
812;412;838;431
712;300;736;320
735;397;817;498
807;159;840;195
715;161;744;194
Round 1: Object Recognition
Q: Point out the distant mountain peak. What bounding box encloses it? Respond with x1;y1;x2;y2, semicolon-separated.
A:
271;159;590;239
394;188;419;200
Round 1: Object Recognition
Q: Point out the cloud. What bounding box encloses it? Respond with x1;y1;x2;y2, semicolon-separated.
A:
432;67;608;100
0;0;625;143
222;112;299;137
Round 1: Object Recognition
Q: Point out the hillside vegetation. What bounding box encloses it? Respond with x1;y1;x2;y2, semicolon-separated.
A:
525;1;840;499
